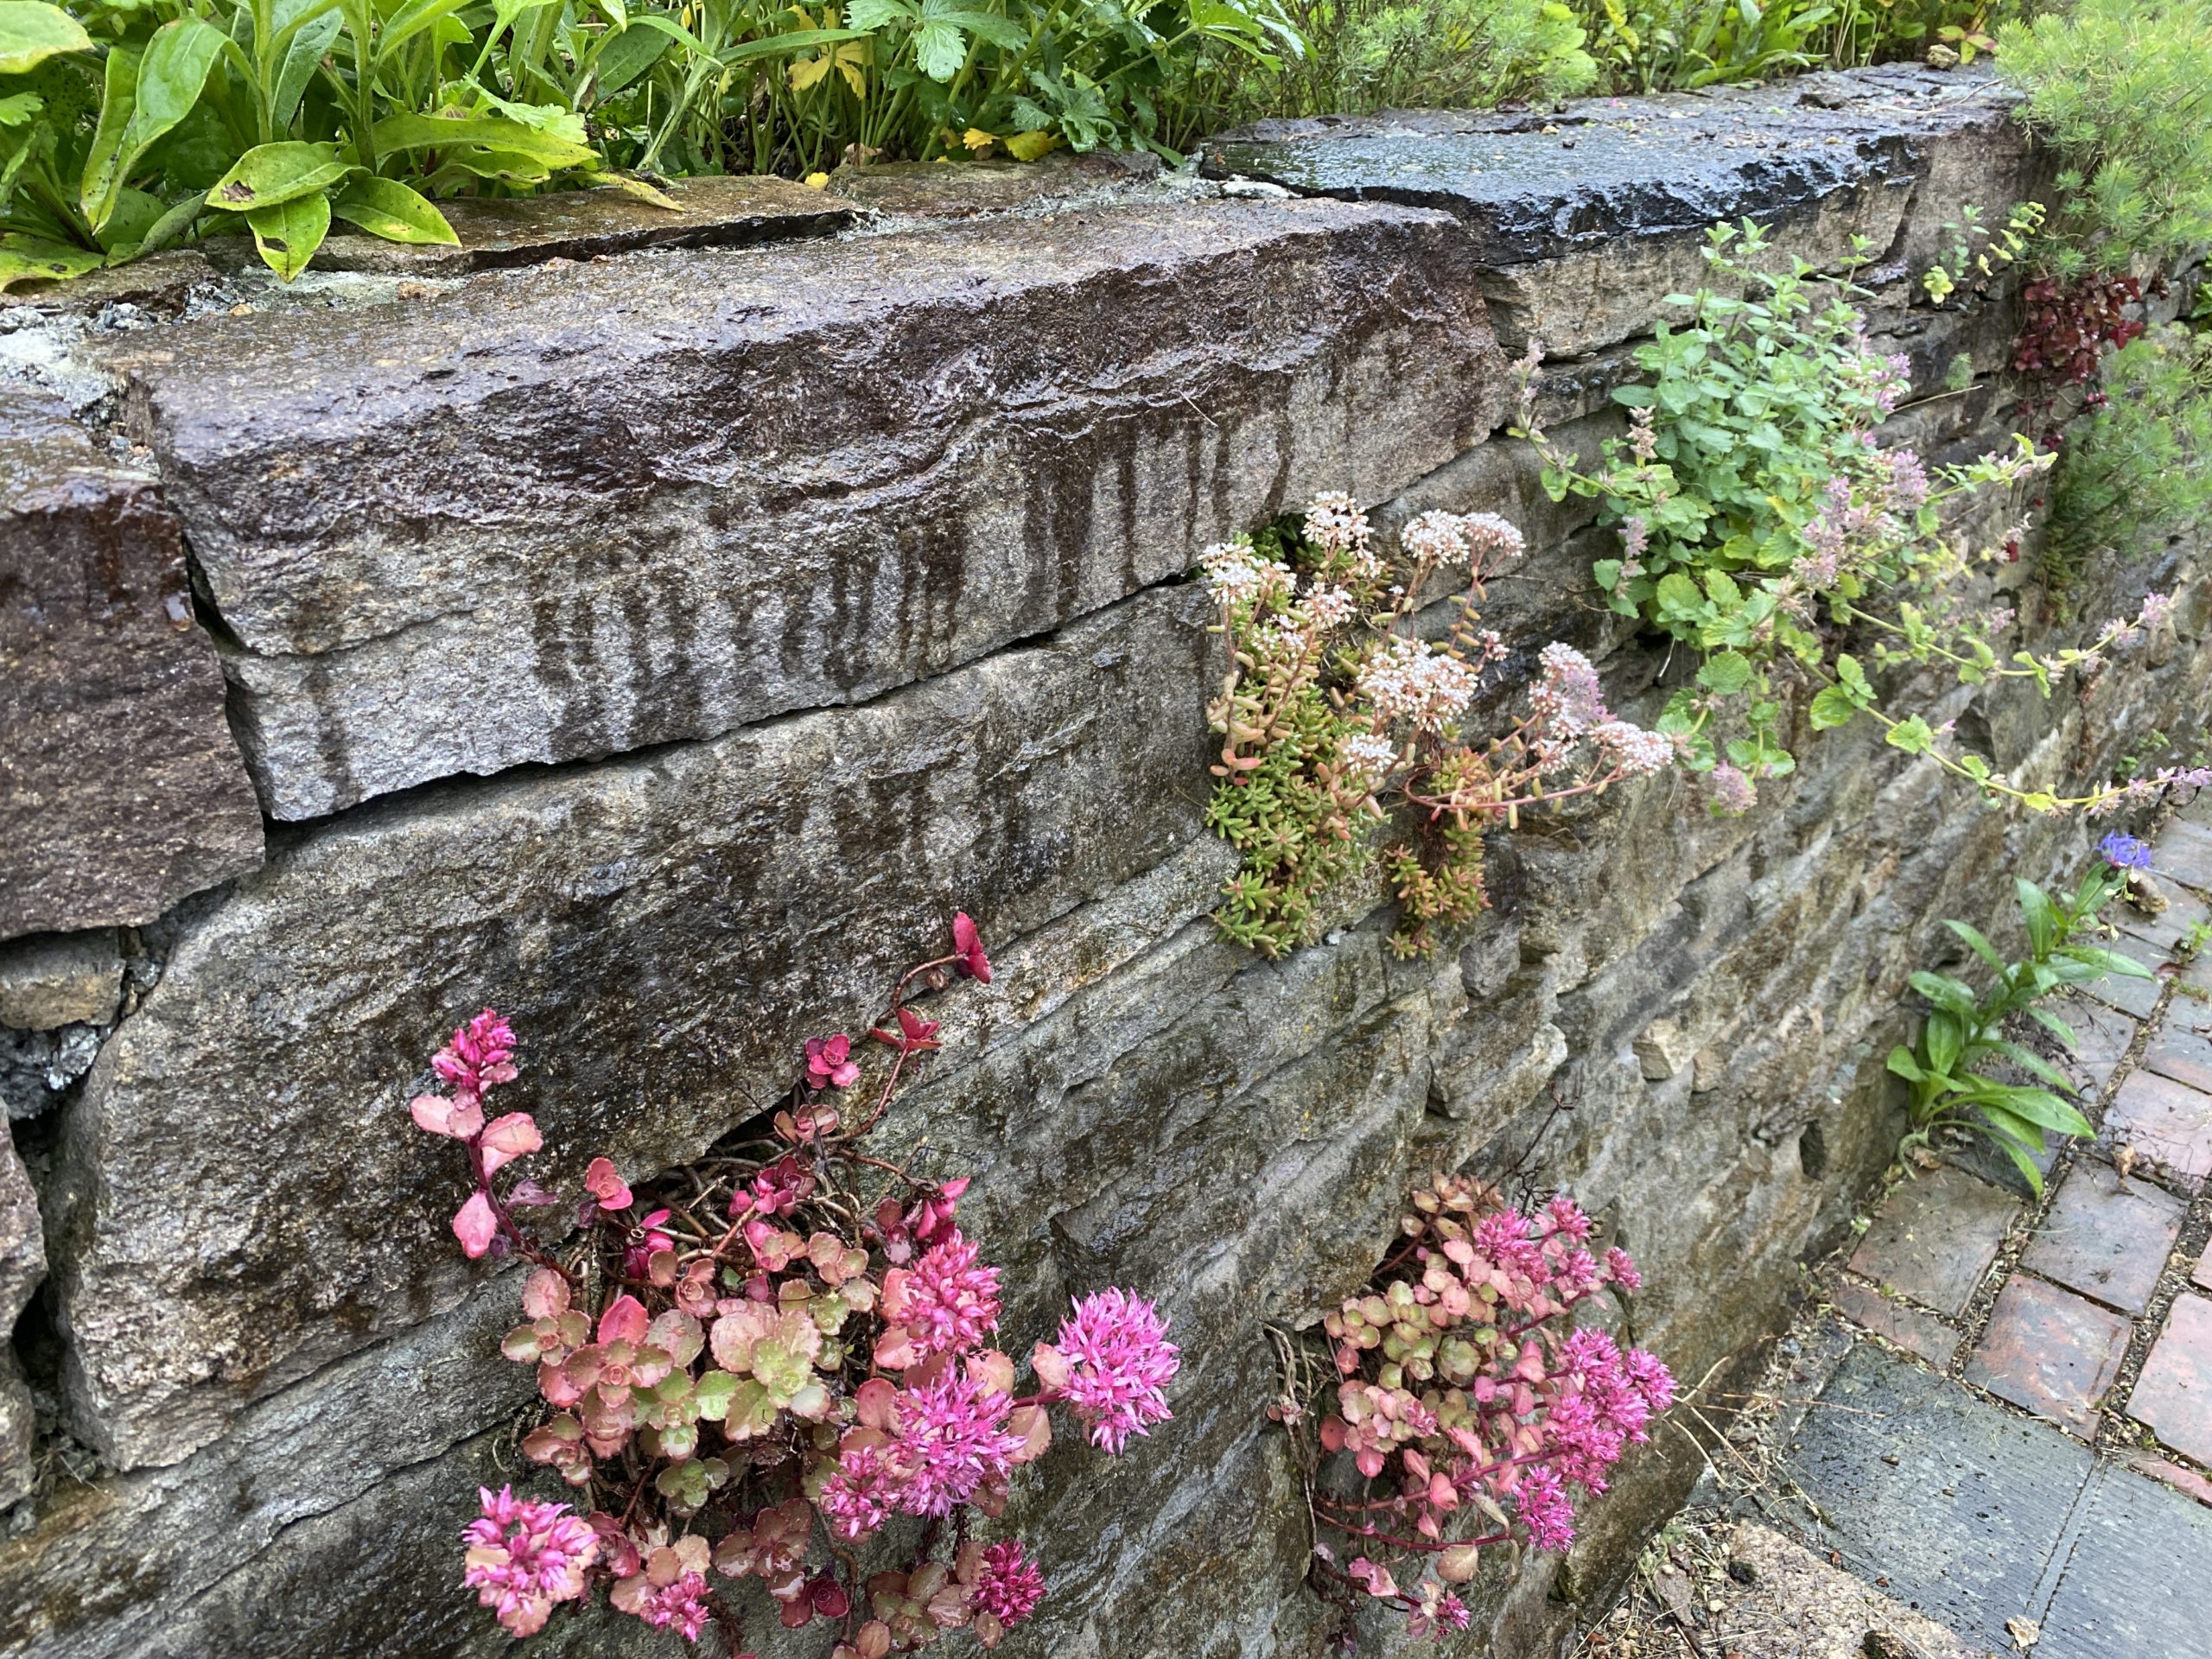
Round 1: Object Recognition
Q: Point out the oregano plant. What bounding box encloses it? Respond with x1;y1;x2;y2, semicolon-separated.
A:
411;913;1181;1652
1518;220;2174;818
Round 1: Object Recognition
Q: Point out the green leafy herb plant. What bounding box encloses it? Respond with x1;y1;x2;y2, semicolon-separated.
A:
1517;220;2166;819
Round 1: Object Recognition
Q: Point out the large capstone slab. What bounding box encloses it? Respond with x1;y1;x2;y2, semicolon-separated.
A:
50;586;1221;1471
1204;67;2032;355
0;385;264;941
112;196;1507;819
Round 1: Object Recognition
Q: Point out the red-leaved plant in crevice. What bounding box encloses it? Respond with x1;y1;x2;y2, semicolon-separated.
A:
409;914;1179;1653
1273;1173;1673;1641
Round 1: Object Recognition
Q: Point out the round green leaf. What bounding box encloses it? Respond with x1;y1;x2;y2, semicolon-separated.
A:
0;3;92;74
209;143;351;213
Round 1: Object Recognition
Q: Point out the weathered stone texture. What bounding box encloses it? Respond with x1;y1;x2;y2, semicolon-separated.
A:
6;62;2208;1659
1205;66;2034;356
113;197;1507;819
0;1117;41;1509
52;586;1223;1471
0;931;121;1031
0;385;263;940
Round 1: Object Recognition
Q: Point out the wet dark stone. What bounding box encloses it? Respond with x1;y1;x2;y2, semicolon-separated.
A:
0;383;263;940
827;149;1162;218
107;196;1506;818
1203;67;2033;354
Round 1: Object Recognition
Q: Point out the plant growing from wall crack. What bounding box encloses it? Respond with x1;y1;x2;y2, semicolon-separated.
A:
1888;842;2154;1191
1201;493;1676;959
1269;1173;1673;1642
1518;220;2176;819
409;912;1180;1650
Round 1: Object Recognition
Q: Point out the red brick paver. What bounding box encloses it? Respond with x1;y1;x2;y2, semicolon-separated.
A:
2129;1293;2212;1465
1847;1166;2018;1317
2019;1170;2187;1316
1831;1277;1961;1367
2132;1454;2212;1510
2145;1020;2212;1095
2054;994;2141;1096
1966;1275;2132;1433
2100;1069;2212;1181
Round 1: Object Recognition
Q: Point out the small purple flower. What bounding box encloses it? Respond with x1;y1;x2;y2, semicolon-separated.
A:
2099;833;2153;871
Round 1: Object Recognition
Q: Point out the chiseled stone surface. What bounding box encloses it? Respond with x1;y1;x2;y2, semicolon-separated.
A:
112;196;1506;818
50;586;1223;1471
0;931;122;1032
1;1118;41;1508
1204;66;2033;355
0;384;263;939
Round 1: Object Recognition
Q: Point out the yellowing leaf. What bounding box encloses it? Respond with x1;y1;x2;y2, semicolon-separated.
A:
1004;129;1062;162
803;170;829;188
962;127;996;155
0;3;92;74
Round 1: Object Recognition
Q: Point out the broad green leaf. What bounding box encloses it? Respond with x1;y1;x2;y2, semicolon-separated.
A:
81;19;229;232
2025;1005;2077;1048
1697;651;1753;695
208;143;350;213
912;17;965;79
1836;652;1872;695
1973;1120;2048;1195
372;111;598;168
429;147;555;185
0;231;104;290
243;188;330;279
272;8;342;133
1808;685;1859;730
930;6;1028;49
1885;1045;1925;1082
2059;945;2156;981
1924;1009;1962;1076
588;20;671;95
1654;571;1703;617
0;2;91;73
1965;1082;2092;1138
330;175;458;245
1885;715;1936;755
1984;1039;2073;1092
78;45;140;232
1908;970;1977;1016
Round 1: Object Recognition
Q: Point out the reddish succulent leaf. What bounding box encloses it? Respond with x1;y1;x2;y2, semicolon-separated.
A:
583;1155;632;1211
410;1092;483;1139
521;1267;569;1320
451;1191;499;1257
597;1293;650;1346
478;1112;542;1174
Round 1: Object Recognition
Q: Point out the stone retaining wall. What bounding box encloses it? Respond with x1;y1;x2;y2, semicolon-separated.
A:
1;63;2203;1659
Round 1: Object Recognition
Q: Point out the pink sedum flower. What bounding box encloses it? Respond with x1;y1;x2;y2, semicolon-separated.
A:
435;1010;518;1106
890;1368;1026;1516
819;1441;899;1542
973;1538;1046;1627
1046;1289;1179;1452
1515;1465;1577;1553
897;1230;1002;1358
633;1571;712;1642
463;1485;598;1637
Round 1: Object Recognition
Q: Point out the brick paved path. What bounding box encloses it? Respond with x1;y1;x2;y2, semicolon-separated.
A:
1769;808;2212;1658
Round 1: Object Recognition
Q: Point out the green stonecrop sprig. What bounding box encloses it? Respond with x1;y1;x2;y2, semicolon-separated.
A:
1889;856;2152;1193
1201;493;1676;959
1516;219;2170;819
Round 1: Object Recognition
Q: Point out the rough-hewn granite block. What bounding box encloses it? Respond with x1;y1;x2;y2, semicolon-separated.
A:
111;196;1507;819
0;1116;43;1508
50;585;1224;1470
1204;67;2035;356
0;385;262;939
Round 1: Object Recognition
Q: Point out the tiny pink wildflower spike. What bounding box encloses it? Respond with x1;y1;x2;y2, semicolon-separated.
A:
1044;1288;1179;1452
973;1538;1046;1628
951;911;992;982
435;1009;518;1106
462;1485;598;1637
887;1229;1002;1359
887;1364;1026;1515
804;1033;860;1089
